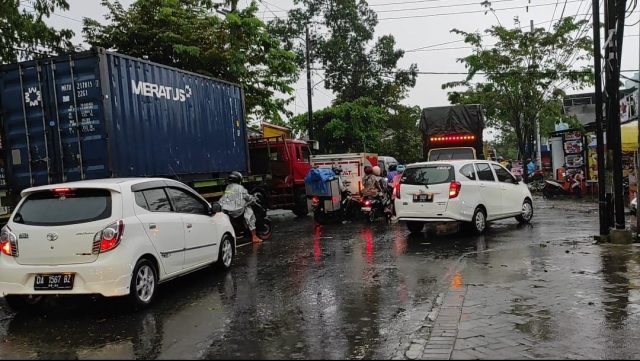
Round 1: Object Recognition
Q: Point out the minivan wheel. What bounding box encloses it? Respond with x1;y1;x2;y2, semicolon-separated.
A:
4;295;43;312
468;207;487;235
128;259;157;309
217;234;234;270
407;221;424;234
516;199;534;224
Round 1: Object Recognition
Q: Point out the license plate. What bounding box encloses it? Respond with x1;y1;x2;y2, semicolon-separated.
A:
413;194;433;203
34;273;74;290
361;207;371;211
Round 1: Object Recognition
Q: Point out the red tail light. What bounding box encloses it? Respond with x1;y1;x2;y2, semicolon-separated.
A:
395;183;401;199
93;220;125;254
363;200;372;207
0;225;18;257
312;196;319;205
449;181;462;199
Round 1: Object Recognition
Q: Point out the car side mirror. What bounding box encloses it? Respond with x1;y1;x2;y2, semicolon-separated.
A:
514;175;523;183
210;202;222;215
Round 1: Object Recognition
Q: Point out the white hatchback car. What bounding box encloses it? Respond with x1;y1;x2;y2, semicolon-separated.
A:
0;178;236;311
394;160;533;234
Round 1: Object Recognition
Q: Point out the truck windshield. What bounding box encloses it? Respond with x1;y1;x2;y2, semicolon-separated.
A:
428;148;475;161
401;165;454;186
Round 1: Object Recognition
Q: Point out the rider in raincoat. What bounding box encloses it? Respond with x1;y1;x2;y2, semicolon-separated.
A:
219;171;261;243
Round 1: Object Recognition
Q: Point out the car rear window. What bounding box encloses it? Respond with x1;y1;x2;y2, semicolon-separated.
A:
428;148;475;161
13;189;112;226
401;165;454;186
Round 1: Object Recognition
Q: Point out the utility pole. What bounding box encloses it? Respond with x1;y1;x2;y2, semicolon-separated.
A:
603;0;627;230
305;25;314;141
637;7;640;236
592;0;608;235
533;19;543;171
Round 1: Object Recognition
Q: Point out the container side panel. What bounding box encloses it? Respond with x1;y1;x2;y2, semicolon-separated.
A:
106;54;248;178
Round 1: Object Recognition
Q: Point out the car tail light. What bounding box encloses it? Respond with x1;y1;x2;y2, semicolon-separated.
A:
395;183;401;199
93;220;125;254
449;181;462;199
0;225;18;257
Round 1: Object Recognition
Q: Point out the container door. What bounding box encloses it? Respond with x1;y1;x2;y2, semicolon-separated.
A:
46;56;109;183
0;55;109;190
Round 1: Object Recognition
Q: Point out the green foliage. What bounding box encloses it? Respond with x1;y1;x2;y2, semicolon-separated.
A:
443;17;593;161
378;105;423;164
0;0;74;63
83;0;299;124
289;98;389;154
271;0;417;108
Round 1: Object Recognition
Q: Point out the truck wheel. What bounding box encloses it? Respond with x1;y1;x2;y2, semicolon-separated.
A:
293;189;308;217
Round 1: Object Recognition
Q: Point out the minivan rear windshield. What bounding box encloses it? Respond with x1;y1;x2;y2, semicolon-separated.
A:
401;165;454;186
428;148;475;161
13;189;112;226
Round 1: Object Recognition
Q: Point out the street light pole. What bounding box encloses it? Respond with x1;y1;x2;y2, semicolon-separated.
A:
306;25;314;141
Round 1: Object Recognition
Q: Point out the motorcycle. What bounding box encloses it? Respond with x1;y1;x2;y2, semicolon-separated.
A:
224;201;273;241
360;192;392;223
542;177;581;198
526;170;545;192
311;186;360;224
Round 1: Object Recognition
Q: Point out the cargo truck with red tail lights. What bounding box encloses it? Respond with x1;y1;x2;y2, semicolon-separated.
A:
418;104;485;161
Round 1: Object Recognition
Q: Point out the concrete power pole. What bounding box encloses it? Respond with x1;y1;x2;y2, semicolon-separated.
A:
603;0;627;230
592;0;608;235
306;25;314;141
533;20;543;171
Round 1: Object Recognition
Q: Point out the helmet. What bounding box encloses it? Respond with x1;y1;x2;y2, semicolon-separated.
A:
227;171;243;184
389;164;397;171
364;166;373;175
372;166;381;176
332;166;342;175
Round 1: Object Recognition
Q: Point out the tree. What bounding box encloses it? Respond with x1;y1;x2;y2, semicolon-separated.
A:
83;0;299;124
289;98;388;154
378;105;422;164
271;0;418;108
443;17;593;170
0;0;74;63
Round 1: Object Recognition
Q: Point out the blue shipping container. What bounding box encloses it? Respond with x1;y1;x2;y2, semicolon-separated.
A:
0;47;248;190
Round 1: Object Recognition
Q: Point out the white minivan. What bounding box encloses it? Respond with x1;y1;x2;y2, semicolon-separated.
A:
0;178;236;311
394;160;533;234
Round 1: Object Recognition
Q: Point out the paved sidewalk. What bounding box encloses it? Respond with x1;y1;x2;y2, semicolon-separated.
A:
407;239;640;360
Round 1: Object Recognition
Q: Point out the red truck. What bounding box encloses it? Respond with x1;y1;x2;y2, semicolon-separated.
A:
190;135;312;217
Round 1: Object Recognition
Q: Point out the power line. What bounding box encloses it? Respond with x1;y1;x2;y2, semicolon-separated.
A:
21;4;83;23
377;0;584;21
405;15;591;52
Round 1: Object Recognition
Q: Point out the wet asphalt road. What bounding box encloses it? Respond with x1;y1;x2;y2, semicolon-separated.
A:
0;196;634;359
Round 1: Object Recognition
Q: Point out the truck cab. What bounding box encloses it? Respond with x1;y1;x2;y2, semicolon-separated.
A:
248;136;312;216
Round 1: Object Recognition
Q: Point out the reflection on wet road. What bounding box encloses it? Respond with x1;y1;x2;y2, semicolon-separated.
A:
1;197;640;359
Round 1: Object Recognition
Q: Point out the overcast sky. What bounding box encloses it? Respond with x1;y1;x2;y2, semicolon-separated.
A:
40;0;640;119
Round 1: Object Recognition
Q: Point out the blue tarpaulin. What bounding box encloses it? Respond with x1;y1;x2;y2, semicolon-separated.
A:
305;168;336;196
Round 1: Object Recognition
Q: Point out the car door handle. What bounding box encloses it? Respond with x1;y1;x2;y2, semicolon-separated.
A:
149;224;157;229
186;223;193;229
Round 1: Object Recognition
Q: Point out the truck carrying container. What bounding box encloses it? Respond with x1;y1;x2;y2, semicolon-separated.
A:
0;47;249;210
419;104;485;161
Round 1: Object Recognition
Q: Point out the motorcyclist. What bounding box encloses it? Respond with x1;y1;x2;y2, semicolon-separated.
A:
218;171;261;243
386;164;399;184
372;166;393;214
361;166;381;198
